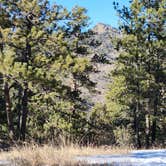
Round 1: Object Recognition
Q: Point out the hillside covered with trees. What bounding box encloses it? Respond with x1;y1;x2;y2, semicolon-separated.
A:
0;0;165;149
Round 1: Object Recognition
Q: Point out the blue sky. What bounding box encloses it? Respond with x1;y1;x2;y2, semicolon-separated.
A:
50;0;130;28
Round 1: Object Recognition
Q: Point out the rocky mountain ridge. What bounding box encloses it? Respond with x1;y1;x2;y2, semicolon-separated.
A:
85;23;120;104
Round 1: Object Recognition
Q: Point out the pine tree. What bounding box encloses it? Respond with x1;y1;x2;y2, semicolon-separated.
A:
0;0;15;140
108;0;166;148
0;0;97;143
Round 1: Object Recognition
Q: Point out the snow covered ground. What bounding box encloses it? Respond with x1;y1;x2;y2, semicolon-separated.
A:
0;149;165;165
77;149;166;166
0;160;11;166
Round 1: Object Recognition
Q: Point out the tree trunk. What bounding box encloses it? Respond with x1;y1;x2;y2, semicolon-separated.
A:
151;52;160;145
151;97;157;145
20;82;28;141
20;20;32;141
4;81;14;140
17;86;22;140
145;114;150;149
133;103;141;149
144;98;151;149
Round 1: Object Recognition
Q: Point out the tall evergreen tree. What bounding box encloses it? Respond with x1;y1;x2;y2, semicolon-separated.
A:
0;0;96;143
107;0;166;148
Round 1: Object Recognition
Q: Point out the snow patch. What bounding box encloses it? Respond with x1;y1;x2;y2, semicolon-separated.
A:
77;149;166;166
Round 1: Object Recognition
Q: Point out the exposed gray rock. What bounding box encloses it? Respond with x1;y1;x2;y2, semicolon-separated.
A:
86;23;120;104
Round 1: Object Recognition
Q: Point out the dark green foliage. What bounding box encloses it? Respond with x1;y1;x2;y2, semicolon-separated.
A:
0;0;165;148
106;0;166;148
0;0;97;144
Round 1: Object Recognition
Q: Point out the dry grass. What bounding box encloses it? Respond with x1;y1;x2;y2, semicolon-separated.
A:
0;144;132;166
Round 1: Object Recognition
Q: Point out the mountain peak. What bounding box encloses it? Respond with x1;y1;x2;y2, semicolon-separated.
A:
93;23;113;34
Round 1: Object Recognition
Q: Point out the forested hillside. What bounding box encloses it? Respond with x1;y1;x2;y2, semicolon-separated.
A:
0;0;165;149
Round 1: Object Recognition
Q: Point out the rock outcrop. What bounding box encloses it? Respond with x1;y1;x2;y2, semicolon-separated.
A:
83;23;120;105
